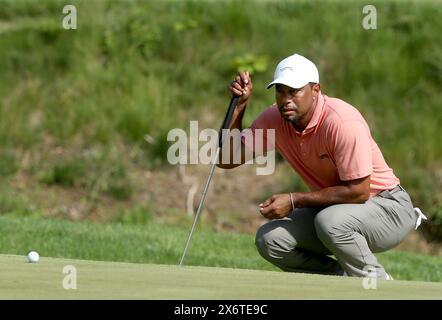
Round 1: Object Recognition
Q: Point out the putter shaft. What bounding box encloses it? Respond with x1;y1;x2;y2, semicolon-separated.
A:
179;96;239;266
179;148;220;266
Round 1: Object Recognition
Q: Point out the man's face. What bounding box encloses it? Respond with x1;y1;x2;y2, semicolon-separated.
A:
275;83;320;126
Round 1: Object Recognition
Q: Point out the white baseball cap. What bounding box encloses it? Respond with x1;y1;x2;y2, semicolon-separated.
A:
266;53;319;89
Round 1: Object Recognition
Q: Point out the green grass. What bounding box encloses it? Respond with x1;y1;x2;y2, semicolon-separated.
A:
0;0;441;224
0;215;441;282
1;254;441;299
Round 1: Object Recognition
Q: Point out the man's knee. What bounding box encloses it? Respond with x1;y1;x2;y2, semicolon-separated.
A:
314;206;350;242
255;223;277;259
255;221;296;259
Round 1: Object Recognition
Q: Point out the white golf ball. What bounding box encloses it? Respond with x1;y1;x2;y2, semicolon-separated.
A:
27;251;40;263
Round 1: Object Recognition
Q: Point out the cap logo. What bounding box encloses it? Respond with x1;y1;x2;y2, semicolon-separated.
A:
280;66;294;72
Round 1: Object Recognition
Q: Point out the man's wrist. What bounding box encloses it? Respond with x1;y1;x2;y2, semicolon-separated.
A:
289;192;294;211
291;192;301;208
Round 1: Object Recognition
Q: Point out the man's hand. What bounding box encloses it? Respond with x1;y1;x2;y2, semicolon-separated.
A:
229;71;253;112
259;193;293;219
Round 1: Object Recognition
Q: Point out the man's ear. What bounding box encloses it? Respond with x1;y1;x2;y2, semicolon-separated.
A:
312;83;321;98
313;83;321;92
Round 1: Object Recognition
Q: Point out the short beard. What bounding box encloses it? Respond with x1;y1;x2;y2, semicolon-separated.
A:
283;115;299;125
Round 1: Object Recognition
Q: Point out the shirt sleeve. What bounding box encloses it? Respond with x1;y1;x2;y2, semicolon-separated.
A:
241;107;277;156
333;120;373;181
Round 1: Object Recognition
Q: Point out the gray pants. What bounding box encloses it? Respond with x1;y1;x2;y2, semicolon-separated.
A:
255;186;417;278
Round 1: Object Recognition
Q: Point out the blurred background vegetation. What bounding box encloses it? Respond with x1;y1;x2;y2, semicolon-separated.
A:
0;0;441;247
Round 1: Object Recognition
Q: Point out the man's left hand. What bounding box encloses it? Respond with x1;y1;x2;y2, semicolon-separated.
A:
259;193;293;219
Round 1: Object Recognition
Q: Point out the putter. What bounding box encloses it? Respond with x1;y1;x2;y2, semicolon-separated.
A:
179;95;240;266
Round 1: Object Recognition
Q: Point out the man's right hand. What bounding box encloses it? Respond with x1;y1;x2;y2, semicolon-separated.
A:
229;71;253;112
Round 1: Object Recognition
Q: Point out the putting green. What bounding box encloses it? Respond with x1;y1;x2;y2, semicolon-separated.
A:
0;254;440;299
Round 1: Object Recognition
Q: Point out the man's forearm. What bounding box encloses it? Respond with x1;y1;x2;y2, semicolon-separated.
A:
293;184;369;208
228;102;247;131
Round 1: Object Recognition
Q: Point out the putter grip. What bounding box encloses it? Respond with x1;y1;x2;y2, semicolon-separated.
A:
218;95;240;148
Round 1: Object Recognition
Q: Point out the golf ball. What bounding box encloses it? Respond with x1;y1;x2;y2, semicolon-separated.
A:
27;251;39;263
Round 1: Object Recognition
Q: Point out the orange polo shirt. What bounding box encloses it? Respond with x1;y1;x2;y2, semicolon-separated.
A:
242;92;399;197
